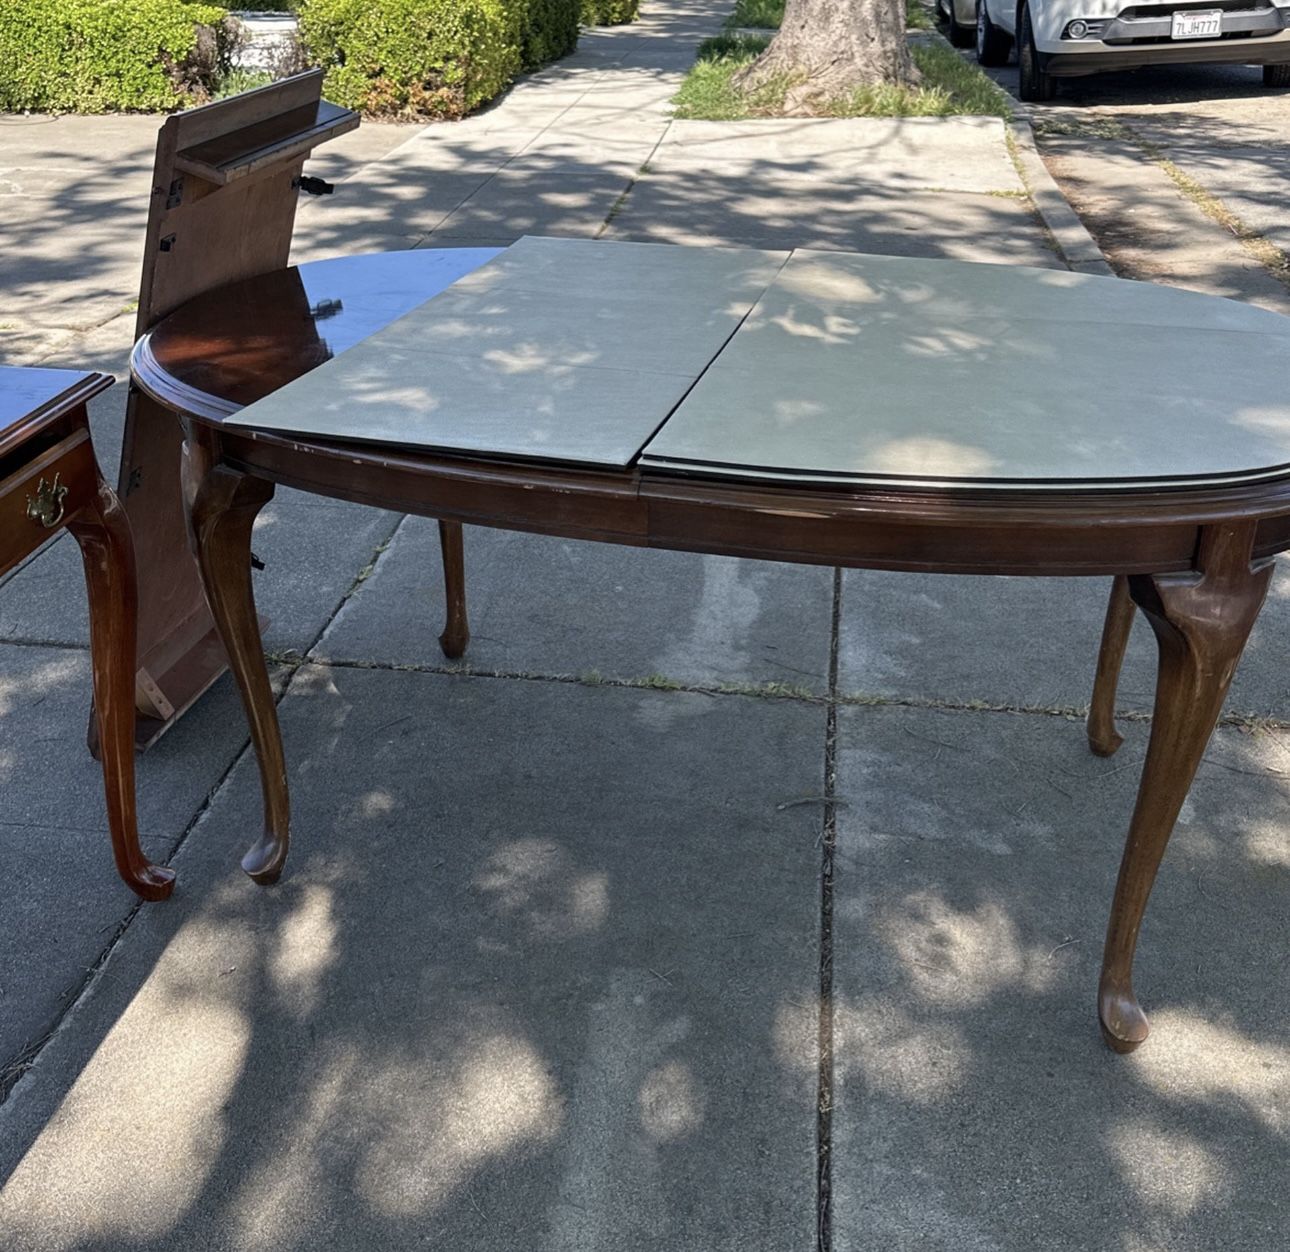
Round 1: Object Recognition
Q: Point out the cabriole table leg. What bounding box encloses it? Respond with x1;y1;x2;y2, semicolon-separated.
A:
183;443;290;885
1099;523;1271;1052
437;519;470;659
1088;574;1134;758
67;481;176;901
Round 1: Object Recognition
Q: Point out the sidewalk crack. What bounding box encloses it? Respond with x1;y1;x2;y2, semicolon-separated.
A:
595;119;673;238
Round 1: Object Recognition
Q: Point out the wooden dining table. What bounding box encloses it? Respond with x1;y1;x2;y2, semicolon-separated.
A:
131;237;1290;1053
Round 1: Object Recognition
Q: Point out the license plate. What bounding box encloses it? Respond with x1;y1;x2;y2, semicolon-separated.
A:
1171;9;1222;37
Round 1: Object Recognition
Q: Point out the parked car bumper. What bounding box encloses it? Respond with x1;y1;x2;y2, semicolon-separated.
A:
1040;26;1290;73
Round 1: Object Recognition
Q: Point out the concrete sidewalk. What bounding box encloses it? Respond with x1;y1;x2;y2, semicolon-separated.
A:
1;2;1288;1249
290;10;1059;265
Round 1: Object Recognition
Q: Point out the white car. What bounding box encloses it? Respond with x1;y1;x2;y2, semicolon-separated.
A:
938;0;978;45
971;0;1290;101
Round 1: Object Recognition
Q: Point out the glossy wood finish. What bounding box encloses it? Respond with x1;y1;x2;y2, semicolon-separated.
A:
135;250;502;420
118;73;360;748
134;257;1290;1051
0;368;173;901
174;98;357;185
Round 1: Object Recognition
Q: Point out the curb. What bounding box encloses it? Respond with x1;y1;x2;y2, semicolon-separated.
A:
1007;117;1116;277
927;25;1115;277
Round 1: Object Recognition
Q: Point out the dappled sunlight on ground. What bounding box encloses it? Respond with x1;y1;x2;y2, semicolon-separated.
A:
0;653;80;720
1107;1117;1231;1216
637;1058;705;1142
475;838;612;940
835;995;970;1104
0;937;254;1245
355;1034;565;1217
872;889;1060;1009
269;883;339;1013
0;663;824;1247
1133;1012;1290;1134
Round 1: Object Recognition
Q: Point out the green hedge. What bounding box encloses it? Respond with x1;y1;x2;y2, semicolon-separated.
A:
520;0;579;67
0;0;236;112
299;0;577;119
580;0;639;24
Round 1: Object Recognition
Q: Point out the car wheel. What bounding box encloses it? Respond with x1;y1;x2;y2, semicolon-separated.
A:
976;0;1012;65
947;0;976;46
1265;64;1290;88
1017;3;1058;101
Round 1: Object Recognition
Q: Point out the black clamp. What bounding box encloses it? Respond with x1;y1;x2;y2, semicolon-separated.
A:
310;298;344;321
294;175;335;196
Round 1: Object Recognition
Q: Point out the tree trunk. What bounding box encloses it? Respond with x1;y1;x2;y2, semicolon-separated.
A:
733;0;918;104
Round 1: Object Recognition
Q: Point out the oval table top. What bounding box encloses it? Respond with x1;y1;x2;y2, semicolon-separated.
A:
135;239;1290;495
132;242;1290;579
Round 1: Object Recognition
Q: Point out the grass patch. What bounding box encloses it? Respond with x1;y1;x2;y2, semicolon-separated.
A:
672;34;797;119
830;40;1011;116
674;30;1011;119
724;0;932;28
905;0;933;29
724;0;783;26
1032;114;1130;140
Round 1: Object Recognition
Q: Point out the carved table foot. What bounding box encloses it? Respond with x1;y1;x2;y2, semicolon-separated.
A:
1098;524;1271;1052
184;439;290;886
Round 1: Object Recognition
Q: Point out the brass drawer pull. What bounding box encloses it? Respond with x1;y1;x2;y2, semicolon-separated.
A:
26;473;69;529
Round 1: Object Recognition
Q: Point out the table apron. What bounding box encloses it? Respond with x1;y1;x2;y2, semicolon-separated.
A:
200;425;1290;577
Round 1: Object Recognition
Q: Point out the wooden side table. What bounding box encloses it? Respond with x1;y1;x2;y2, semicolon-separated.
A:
1;367;174;900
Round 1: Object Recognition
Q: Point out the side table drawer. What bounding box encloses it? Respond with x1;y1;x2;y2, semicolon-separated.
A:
0;431;98;574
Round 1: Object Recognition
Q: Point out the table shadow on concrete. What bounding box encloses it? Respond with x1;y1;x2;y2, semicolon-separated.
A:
830;704;1289;1252
0;668;825;1251
316;516;833;692
837;563;1290;720
0;644;290;1091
